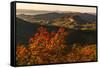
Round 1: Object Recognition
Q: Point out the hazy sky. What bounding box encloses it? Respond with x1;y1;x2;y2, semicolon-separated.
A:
16;3;96;13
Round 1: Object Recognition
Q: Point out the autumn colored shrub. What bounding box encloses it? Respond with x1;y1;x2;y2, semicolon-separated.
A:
66;44;96;62
28;26;69;64
16;26;96;65
80;44;96;61
16;44;30;65
66;44;81;62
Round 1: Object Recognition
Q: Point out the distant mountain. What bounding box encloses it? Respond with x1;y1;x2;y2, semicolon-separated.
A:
16;12;66;23
16;12;96;30
34;12;96;22
16;9;51;15
33;12;66;20
75;13;96;23
17;14;35;23
17;12;96;24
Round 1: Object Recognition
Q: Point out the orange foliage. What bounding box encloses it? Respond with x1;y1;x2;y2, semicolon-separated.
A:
79;45;96;61
16;26;96;65
16;44;30;65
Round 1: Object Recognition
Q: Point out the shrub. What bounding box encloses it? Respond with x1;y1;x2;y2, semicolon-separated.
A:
16;26;96;65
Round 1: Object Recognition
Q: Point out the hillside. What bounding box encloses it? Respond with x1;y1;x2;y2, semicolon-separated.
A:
16;17;96;46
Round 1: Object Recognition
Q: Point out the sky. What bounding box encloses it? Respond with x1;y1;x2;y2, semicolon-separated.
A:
16;3;96;14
